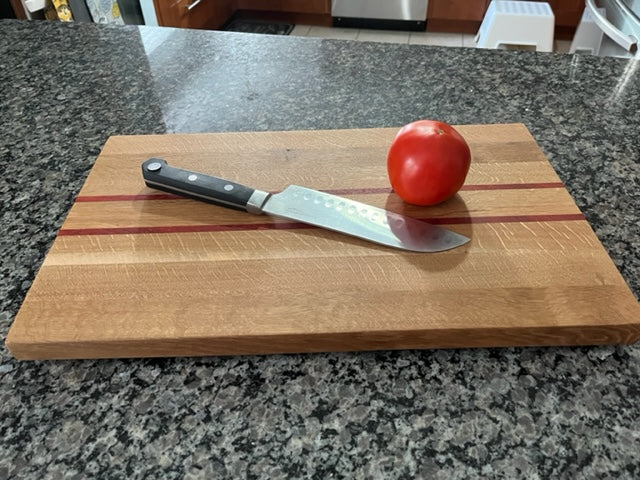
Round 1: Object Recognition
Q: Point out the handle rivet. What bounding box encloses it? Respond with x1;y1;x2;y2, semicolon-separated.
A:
224;184;234;191
188;174;198;181
147;162;162;172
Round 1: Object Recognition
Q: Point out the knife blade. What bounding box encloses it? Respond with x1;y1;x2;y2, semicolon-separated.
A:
141;158;470;252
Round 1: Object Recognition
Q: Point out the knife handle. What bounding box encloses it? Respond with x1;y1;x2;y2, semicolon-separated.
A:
141;158;270;214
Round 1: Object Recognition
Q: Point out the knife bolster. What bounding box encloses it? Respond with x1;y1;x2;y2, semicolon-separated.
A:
246;190;271;215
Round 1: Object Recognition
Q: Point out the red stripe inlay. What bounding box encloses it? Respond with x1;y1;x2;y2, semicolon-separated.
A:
57;213;585;236
321;187;390;195
460;182;563;191
73;182;565;202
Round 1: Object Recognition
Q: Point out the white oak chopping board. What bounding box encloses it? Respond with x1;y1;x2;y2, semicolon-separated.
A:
6;124;640;359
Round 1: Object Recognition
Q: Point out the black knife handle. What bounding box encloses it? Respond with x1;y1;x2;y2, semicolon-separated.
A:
141;158;269;214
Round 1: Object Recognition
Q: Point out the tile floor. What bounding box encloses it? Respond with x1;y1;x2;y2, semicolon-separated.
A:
290;25;573;54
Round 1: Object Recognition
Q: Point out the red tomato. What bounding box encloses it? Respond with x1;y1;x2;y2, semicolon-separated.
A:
387;120;471;206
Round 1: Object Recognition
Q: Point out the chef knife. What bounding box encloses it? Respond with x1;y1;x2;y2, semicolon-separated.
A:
141;158;469;252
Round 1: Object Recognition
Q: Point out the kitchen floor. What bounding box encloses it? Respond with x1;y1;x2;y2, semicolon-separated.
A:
290;25;573;54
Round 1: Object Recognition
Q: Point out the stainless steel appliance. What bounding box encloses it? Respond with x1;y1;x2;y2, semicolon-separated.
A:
587;0;640;57
332;0;429;31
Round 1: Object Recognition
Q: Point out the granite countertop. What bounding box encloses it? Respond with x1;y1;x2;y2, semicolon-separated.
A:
1;19;639;478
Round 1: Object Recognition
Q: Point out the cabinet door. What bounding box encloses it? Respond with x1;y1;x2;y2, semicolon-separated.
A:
546;0;584;28
235;0;330;14
428;0;490;22
153;0;234;29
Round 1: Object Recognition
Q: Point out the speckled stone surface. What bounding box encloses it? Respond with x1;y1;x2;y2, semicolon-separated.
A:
1;19;639;478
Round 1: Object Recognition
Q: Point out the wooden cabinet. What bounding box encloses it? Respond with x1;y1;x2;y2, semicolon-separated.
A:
154;0;330;30
428;0;490;22
427;0;490;33
153;0;234;29
9;0;27;19
236;0;330;15
427;0;585;37
546;0;585;37
153;0;583;36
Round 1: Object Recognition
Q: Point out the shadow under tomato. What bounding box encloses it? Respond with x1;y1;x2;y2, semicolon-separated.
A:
384;191;472;271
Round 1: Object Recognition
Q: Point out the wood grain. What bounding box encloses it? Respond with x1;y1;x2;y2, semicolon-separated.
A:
6;124;640;359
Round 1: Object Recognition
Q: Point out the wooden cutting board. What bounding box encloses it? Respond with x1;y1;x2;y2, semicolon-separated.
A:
7;124;640;359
